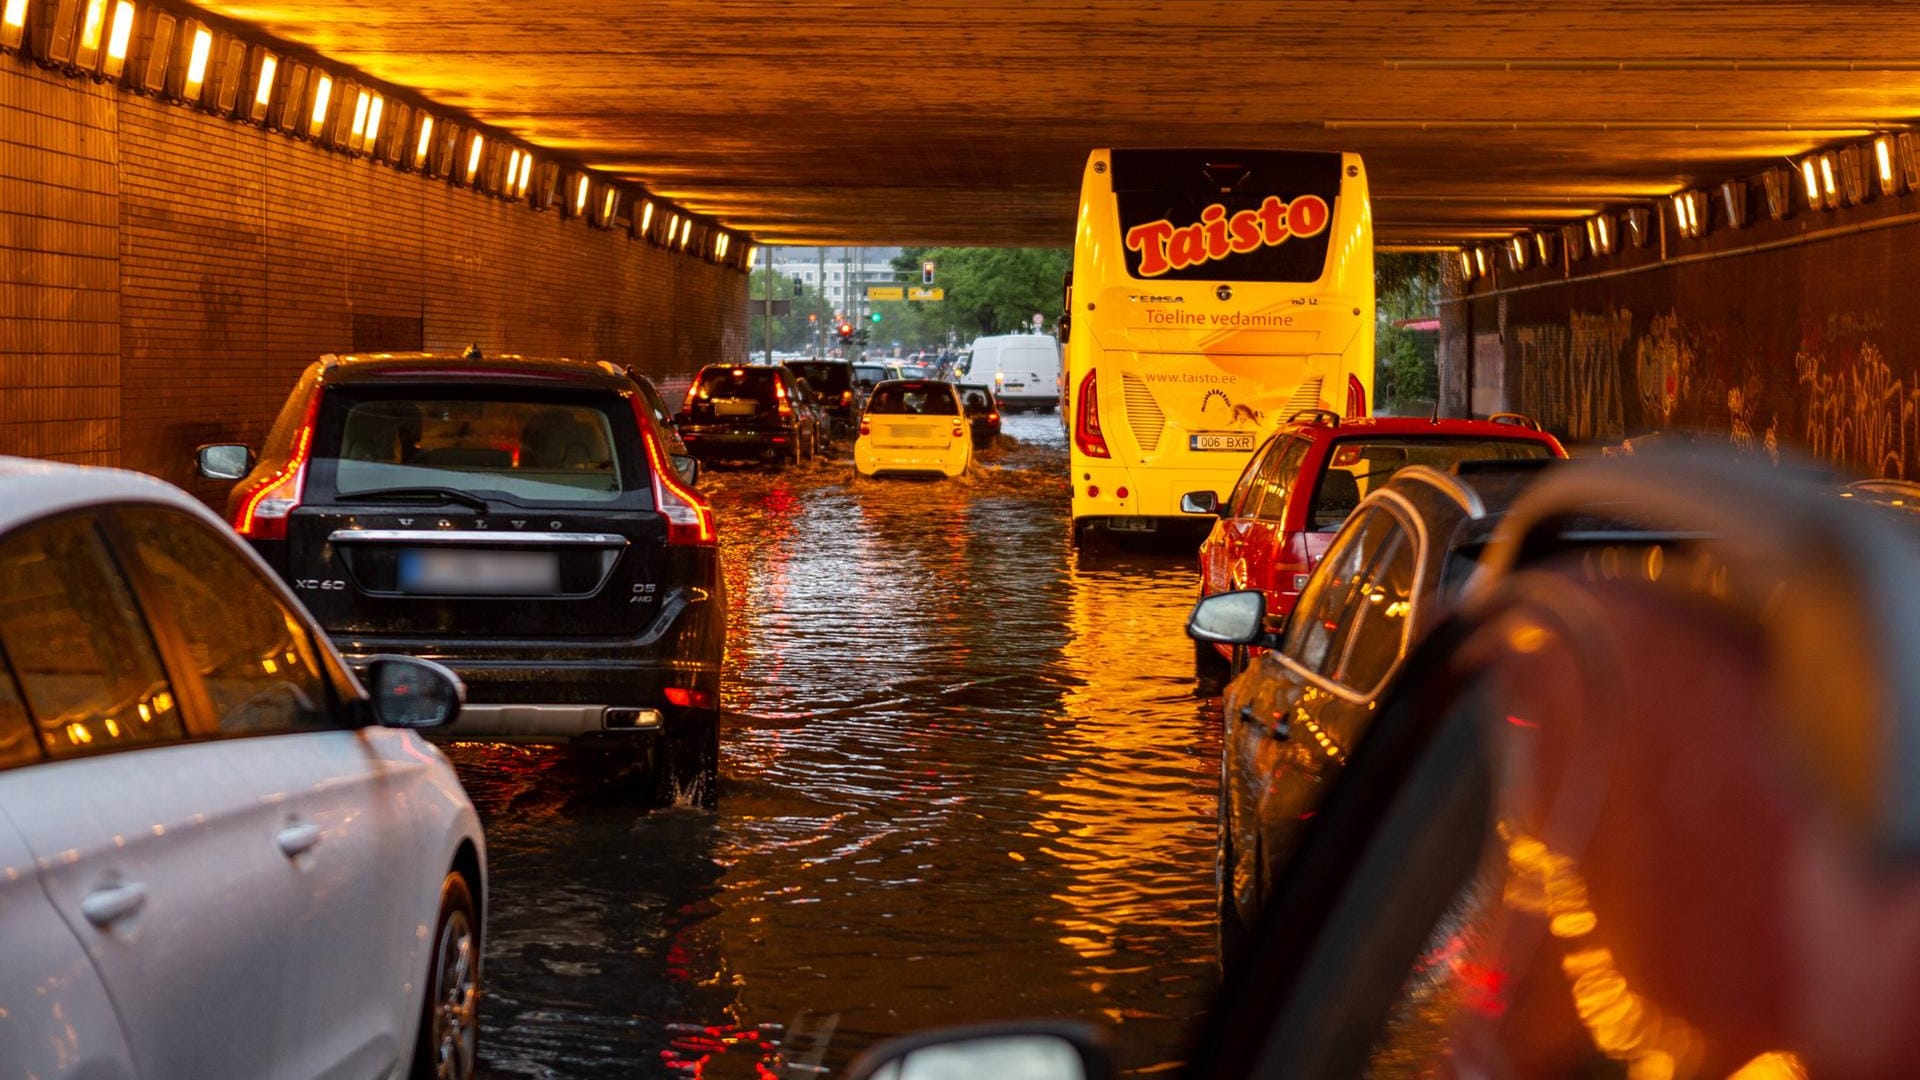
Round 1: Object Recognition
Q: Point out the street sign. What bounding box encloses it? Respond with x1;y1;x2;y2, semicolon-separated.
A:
907;287;944;301
866;286;905;301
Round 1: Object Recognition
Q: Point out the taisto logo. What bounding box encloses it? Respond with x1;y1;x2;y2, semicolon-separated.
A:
1125;195;1332;278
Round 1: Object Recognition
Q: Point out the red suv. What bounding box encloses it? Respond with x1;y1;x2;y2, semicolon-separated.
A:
1185;411;1565;682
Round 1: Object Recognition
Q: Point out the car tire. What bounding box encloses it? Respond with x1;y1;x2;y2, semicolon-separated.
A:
410;871;480;1080
655;716;720;809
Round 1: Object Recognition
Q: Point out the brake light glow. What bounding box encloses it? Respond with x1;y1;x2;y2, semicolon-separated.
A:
951;421;966;439
630;395;716;545
775;379;793;418
1346;373;1366;417
664;686;714;709
841;389;853;406
1074;370;1110;458
235;392;322;540
859;418;871;437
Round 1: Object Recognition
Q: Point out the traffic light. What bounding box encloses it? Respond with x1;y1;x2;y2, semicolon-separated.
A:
921;260;936;286
870;311;883;324
808;313;818;324
836;320;854;339
792;273;804;296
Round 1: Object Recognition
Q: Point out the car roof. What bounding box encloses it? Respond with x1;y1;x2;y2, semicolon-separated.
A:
314;351;636;394
0;456;222;536
871;379;954;392
1280;415;1561;443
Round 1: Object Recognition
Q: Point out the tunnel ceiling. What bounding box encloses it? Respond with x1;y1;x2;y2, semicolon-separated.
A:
199;0;1920;246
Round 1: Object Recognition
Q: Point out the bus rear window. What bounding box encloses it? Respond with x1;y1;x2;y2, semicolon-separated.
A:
1111;149;1343;283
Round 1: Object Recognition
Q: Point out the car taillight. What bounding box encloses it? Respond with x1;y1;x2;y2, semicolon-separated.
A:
952;421;966;439
775;380;793;418
664;686;714;709
988;412;999;422
234;392;321;540
682;383;698;409
841;389;853;406
1074;370;1110;458
859;419;871;437
1346;373;1366;418
631;396;715;546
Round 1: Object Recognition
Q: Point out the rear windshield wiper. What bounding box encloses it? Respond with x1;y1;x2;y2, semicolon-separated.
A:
348;487;493;512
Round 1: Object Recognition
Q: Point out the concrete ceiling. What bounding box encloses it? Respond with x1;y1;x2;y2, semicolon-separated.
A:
198;1;1920;246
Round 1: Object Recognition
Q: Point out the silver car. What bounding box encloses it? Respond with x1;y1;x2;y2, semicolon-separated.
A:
0;458;485;1079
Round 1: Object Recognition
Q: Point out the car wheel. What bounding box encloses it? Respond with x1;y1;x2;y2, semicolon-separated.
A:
655;716;720;808
411;872;479;1080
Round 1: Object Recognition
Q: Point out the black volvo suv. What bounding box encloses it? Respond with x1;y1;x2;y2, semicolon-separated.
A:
196;351;726;803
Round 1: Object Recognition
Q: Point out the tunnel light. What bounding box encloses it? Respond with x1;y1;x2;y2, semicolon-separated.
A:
1876;135;1900;196
1457;249;1476;280
1719;180;1748;229
1838;145;1867;205
1533;230;1557;265
681;218;694;248
178;21;210;101
528;159;558;209
0;0;26;54
208;33;244;113
31;0;79;65
73;0;108;71
505;149;522;194
1819;152;1838;210
326;78;358;147
1761;166;1792;221
410;113;434;170
269;60;306;131
665;212;679;243
1623;206;1652;248
99;0;131;76
1471;246;1488;277
1900;134;1920;193
600;187;619;227
432;121;458;178
1506;236;1529;271
639;200;655;237
1561;222;1586;262
132;5;172;94
363;93;384;152
571;174;591;218
1671;191;1702;239
306;72;332;139
462;131;484;184
348;88;371;150
514;152;533;198
746;245;758;270
1800;156;1821;208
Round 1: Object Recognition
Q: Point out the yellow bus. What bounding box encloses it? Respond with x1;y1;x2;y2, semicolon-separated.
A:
1063;148;1374;542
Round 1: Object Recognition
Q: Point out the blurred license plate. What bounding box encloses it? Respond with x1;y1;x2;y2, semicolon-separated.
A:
398;549;560;595
1005;382;1026;391
1191;433;1254;452
712;398;759;417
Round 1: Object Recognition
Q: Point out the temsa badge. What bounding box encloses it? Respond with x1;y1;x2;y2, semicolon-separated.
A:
1124;195;1332;278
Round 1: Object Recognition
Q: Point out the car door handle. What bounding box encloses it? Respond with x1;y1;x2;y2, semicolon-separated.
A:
275;823;322;857
81;882;148;927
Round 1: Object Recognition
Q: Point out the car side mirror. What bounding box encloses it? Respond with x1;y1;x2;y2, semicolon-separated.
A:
1179;490;1222;517
363;655;464;730
672;453;700;486
843;1022;1113;1080
196;443;254;481
1187;590;1269;646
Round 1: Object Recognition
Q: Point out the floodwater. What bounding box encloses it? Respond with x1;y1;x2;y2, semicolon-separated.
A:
459;413;1222;1079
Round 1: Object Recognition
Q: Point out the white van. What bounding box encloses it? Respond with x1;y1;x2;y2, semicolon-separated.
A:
966;334;1060;412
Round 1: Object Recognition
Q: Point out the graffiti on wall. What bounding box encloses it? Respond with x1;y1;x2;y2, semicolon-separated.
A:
1513;309;1632;443
1796;343;1920;479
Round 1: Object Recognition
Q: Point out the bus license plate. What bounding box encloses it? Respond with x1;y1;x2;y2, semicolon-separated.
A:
1190;433;1254;452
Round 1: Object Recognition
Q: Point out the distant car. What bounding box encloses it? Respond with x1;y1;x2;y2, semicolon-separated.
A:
1186;412;1565;682
1190;461;1588;954
677;362;822;465
786;359;864;437
956;383;1003;449
626;369;701;486
855;380;973;479
853;362;891;391
0;457;484;1080
788;374;837;453
197;351;725;803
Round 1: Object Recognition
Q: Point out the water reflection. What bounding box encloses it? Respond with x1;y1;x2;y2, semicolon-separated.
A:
466;413;1217;1078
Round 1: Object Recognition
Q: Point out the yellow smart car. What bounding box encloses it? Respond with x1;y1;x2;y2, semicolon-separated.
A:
854;380;973;479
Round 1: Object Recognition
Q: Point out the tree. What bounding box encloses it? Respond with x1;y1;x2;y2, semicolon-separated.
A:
1374;252;1441;413
890;247;1071;343
749;276;836;355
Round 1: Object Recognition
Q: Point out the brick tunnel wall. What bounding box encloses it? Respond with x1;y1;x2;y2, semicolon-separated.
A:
2;60;749;501
1438;214;1920;479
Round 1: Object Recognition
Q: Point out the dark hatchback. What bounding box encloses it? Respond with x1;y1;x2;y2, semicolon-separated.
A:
956;383;1002;449
785;359;863;437
195;351;725;802
675;363;820;465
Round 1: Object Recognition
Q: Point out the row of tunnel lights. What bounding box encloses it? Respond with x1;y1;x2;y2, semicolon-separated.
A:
1459;131;1920;281
0;0;754;270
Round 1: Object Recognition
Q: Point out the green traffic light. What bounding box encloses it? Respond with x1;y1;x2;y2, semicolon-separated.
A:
870;312;883;323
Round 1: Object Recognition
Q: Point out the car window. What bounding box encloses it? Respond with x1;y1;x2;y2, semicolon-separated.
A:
1311;437;1554;531
1324;522;1416;691
119;509;337;736
1284;508;1397;673
0;664;34;770
1258;438;1311;522
0;516;185;758
868;384;958;416
325;395;629;503
1226;437;1280;518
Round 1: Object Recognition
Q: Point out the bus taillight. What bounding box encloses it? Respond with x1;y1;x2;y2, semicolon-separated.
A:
1347;373;1367;417
1074;370;1110;458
